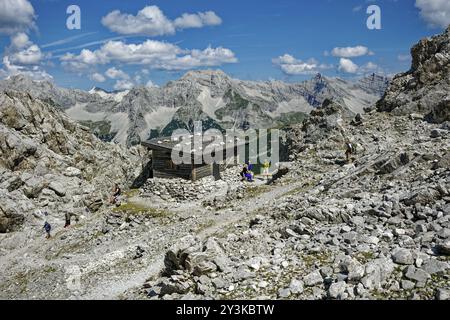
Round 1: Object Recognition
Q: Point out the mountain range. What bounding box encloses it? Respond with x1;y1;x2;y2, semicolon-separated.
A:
0;71;389;147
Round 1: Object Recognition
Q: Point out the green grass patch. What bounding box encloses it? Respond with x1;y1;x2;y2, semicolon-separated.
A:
274;112;309;128
43;266;57;273
12;271;29;294
245;185;272;198
123;189;140;198
195;219;215;233
354;251;376;264
113;202;171;218
301;251;333;268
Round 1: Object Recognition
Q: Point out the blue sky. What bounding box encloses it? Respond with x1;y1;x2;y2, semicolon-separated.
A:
0;0;449;90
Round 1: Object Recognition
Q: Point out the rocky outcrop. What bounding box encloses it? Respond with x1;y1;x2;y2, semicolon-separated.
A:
0;90;149;232
0;74;114;110
300;99;355;145
377;26;450;123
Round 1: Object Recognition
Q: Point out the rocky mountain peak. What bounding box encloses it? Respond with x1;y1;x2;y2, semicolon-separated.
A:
89;86;109;94
313;73;324;82
178;69;233;91
181;69;229;81
377;26;450;123
411;25;450;73
2;74;56;93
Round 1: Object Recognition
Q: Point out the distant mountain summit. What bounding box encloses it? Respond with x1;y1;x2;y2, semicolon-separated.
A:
88;86;129;103
0;70;390;147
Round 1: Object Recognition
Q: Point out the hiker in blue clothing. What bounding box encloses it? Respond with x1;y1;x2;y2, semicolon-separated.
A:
41;211;51;239
43;221;52;239
239;162;254;182
240;164;250;182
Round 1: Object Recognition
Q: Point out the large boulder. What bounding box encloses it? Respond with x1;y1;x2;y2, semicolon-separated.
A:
0;192;33;233
23;176;46;199
436;240;450;256
0;128;37;170
163;237;230;277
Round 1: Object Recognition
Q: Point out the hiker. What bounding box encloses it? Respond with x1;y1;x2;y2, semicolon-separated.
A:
245;170;254;182
64;212;71;228
240;164;249;181
240;164;254;182
262;160;271;180
110;183;121;205
244;162;254;182
43;221;52;239
345;141;354;163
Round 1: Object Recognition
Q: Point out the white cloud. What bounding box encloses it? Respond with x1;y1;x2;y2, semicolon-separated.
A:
105;67;129;80
358;61;384;74
113;79;134;91
415;0;450;28
0;33;51;80
0;56;52;80
101;6;175;37
90;73;106;82
102;5;222;36
331;46;372;58
164;46;237;70
273;54;298;65
0;0;35;35
10;32;31;49
134;74;142;84
146;80;158;88
272;54;332;75
60;40;237;72
338;58;359;73
363;62;378;70
174;11;222;29
337;59;384;75
398;54;411;62
9;44;43;65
